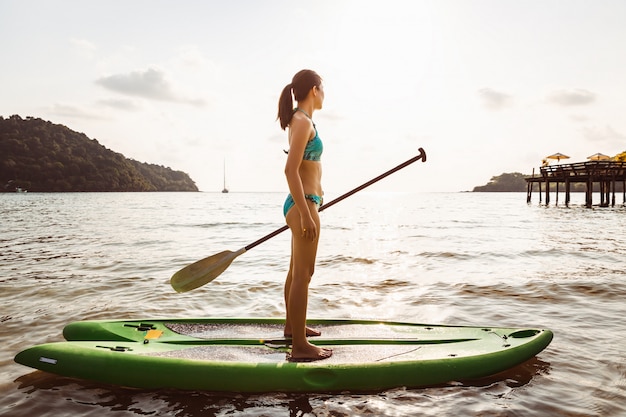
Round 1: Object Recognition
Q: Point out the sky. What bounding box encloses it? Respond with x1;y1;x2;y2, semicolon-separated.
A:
2;0;626;193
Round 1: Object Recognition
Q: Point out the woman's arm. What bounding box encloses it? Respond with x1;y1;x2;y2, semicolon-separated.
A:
284;114;316;239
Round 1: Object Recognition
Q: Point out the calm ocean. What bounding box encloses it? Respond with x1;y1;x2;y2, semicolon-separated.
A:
1;191;624;416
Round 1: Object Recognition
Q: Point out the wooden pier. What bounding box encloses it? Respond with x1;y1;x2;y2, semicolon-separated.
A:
525;161;626;207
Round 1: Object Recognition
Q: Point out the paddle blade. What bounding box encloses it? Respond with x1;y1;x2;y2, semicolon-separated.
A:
170;248;246;293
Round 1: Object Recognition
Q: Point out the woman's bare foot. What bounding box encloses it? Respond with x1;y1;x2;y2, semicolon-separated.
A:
284;326;321;338
287;344;333;362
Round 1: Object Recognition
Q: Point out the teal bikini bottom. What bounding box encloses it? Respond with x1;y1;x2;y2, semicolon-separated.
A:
283;193;323;217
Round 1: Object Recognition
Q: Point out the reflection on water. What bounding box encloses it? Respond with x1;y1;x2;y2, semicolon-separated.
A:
1;192;625;416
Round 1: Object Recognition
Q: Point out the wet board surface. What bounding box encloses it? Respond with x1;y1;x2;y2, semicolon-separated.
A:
16;318;554;392
165;322;355;338
147;344;427;363
160;321;503;340
63;317;521;343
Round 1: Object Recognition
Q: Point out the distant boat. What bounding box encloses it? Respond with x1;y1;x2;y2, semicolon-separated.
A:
222;159;229;193
16;187;27;193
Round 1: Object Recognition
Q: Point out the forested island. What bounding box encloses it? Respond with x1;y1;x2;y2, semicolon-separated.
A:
472;172;528;192
472;172;590;192
1;115;198;192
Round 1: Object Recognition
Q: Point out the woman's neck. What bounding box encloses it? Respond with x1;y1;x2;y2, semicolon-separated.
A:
295;103;314;118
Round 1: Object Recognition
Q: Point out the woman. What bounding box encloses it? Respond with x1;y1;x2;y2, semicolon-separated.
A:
277;69;332;362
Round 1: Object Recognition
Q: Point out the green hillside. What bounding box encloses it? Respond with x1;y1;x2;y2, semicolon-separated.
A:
473;172;528;192
1;115;198;192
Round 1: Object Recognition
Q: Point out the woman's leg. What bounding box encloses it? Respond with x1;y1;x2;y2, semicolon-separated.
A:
284;201;331;360
283;252;294;333
284;249;321;337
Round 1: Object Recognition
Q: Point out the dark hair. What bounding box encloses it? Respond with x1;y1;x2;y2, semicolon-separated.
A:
277;69;322;130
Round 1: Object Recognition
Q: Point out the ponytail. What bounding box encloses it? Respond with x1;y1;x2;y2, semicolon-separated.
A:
277;83;294;130
276;69;322;130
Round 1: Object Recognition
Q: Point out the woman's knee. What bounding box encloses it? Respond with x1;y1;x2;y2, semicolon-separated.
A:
292;265;315;282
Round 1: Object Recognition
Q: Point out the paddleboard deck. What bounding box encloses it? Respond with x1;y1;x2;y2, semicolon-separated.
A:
15;318;553;392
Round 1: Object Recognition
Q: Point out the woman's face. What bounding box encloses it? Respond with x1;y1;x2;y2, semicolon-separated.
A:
314;83;325;109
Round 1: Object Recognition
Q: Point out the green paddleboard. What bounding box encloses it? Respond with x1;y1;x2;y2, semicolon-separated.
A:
15;318;553;392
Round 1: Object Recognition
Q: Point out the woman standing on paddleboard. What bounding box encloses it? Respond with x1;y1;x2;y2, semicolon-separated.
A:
277;69;332;362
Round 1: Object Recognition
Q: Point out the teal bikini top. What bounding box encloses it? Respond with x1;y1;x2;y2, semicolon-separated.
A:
292;108;323;162
303;127;323;161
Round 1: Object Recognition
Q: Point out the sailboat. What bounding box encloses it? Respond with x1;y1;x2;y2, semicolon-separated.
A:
222;159;229;193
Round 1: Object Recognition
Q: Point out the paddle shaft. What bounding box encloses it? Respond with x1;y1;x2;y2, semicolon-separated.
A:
244;147;427;252
170;148;427;292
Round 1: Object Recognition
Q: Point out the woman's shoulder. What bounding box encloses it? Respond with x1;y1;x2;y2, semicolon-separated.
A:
289;113;314;140
290;111;313;126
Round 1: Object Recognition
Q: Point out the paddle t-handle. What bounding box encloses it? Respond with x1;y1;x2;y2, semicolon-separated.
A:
171;148;427;292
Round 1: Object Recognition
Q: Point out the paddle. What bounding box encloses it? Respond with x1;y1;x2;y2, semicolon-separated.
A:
171;147;427;292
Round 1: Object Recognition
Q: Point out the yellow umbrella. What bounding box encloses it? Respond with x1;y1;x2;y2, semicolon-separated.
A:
546;152;570;163
587;153;611;161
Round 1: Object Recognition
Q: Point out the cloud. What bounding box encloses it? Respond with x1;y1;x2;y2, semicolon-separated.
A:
175;45;213;70
569;114;590;123
478;88;512;110
581;125;626;144
97;98;141;111
548;89;596;106
70;38;96;58
48;103;107;120
95;68;206;107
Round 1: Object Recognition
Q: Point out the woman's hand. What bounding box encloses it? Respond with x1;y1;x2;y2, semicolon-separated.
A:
300;214;317;241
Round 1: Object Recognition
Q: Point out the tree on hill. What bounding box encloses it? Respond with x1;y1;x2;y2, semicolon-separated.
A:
0;115;198;192
473;172;528;192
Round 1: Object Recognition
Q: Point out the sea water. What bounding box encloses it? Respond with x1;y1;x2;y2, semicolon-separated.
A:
0;191;625;416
